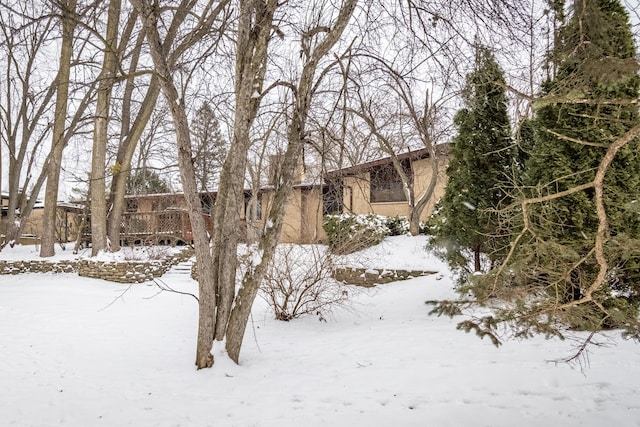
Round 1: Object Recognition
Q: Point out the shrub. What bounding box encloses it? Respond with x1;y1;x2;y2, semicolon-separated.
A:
121;245;171;261
386;216;409;236
419;221;431;235
259;244;351;321
323;213;389;254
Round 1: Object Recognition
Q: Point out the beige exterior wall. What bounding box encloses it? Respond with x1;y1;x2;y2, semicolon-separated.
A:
132;194;186;213
24;208;44;237
0;208;45;237
281;189;302;243
342;155;449;222
409;156;449;221
0;207;79;244
95;154;450;246
252;187;326;244
0;198;44;236
301;187;325;243
342;173;370;214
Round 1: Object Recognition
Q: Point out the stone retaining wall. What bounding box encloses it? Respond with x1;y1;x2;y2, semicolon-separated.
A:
0;260;76;275
192;264;435;287
333;267;436;287
0;249;193;283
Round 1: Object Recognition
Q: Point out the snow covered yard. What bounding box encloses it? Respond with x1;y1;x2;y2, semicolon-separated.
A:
1;236;640;427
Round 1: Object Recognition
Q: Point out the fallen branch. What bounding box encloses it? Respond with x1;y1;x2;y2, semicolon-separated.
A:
150;278;199;302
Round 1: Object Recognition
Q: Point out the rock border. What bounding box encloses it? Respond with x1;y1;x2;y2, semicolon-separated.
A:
0;249;194;283
333;267;437;287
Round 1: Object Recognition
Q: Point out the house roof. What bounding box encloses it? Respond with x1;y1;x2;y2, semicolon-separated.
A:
0;193;45;208
115;146;451;198
57;201;85;211
325;144;449;178
123;191;185;200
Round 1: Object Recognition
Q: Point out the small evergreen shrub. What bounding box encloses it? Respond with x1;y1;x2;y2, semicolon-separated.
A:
419;221;431;235
386;216;409;236
323;213;389;254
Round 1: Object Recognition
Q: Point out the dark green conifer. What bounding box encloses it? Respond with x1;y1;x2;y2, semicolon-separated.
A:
524;0;640;313
430;45;513;274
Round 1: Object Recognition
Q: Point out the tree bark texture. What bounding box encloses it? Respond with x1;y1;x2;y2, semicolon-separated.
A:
90;0;121;256
107;0;224;250
225;0;358;363
131;0;228;369
40;0;77;257
212;0;278;341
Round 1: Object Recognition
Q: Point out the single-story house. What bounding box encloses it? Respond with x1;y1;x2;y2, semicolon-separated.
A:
272;145;450;243
1;192;45;244
1;145;449;246
1;192;84;245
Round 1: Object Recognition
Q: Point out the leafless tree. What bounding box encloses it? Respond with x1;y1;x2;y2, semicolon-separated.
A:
90;0;122;255
40;0;78;257
223;0;358;363
208;0;280;366
0;1;56;248
130;0;232;369
349;60;454;235
107;0;231;251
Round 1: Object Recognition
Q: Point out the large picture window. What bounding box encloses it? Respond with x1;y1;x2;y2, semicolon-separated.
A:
370;162;409;203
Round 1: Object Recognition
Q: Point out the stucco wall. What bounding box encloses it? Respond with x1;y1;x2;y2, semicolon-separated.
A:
279;190;303;243
301;187;325;243
343;173;370;214
343;156;449;222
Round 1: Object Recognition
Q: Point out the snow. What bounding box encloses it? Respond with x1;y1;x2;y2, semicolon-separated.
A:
462;201;476;210
0;244;184;263
336;234;448;271
1;236;640;426
0;243;85;261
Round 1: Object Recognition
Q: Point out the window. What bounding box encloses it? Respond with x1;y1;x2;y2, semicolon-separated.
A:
323;182;343;215
126;199;139;212
370;162;409;203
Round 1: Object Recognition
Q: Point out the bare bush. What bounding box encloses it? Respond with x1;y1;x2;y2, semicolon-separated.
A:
121;245;171;261
259;245;351;321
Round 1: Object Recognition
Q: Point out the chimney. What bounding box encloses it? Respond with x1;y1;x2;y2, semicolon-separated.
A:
268;153;305;185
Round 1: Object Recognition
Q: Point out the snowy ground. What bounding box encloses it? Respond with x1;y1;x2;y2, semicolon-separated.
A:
1;236;639;427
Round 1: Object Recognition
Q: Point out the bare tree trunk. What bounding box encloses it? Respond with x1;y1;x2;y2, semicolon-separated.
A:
107;0;219;249
0;12;56;249
353;73;443;237
131;0;228;369
40;0;76;257
408;151;440;235
226;0;358;363
90;0;121;256
212;0;278;341
106;24;143;251
474;244;481;272
107;79;161;249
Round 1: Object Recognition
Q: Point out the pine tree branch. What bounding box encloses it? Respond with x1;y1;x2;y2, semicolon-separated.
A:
492;123;640;299
555;122;640;311
545;129;608;148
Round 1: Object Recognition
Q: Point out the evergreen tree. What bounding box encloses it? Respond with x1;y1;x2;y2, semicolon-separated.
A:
126;169;170;195
522;0;640;315
191;102;227;192
430;46;513;274
430;0;640;349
